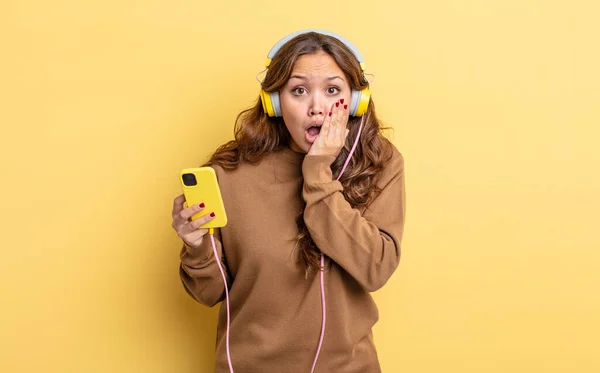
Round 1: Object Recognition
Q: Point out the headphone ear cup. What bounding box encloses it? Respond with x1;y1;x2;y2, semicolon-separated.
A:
355;88;371;117
349;90;361;116
259;90;282;117
260;89;274;117
350;88;371;117
270;91;282;117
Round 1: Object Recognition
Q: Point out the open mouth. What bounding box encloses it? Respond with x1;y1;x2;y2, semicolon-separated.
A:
305;125;322;143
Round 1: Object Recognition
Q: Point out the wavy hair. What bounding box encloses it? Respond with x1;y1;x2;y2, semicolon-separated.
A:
205;32;393;275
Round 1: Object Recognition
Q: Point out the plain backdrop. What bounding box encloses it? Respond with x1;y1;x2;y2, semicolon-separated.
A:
1;0;599;372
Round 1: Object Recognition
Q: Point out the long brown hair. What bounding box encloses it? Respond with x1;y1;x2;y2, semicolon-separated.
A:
206;32;393;275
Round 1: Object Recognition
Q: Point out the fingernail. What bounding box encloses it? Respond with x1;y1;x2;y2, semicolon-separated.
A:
199;203;205;208
210;212;215;217
329;112;332;116
344;104;348;110
340;99;345;104
335;102;339;107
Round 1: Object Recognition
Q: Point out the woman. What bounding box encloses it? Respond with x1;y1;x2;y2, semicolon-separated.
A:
171;30;406;373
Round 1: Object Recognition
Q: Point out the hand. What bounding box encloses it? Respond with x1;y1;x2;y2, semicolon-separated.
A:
307;99;350;157
171;194;216;249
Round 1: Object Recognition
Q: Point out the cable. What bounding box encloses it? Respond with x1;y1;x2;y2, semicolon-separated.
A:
311;112;366;372
209;228;235;373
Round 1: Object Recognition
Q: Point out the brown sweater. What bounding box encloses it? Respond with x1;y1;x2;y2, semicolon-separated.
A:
179;146;405;373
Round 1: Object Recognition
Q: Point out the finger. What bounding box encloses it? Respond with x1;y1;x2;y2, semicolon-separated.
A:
321;108;333;138
337;101;349;129
335;100;346;129
329;103;344;142
327;120;338;142
172;194;186;216
178;201;206;221
332;100;341;128
336;100;348;129
189;211;217;230
331;126;344;145
339;128;350;149
179;211;215;236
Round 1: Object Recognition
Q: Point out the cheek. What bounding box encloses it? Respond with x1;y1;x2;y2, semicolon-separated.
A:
283;115;303;136
281;98;304;125
343;91;352;104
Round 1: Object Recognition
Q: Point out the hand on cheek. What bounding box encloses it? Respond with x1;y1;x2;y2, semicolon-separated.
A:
307;99;350;157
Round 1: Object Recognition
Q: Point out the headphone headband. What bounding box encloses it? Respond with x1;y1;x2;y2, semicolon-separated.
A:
260;29;371;117
265;29;366;71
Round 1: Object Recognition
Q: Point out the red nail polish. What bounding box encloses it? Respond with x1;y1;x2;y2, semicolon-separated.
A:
329;112;332;116
344;104;348;110
210;212;215;217
335;102;339;107
340;99;344;104
199;203;205;208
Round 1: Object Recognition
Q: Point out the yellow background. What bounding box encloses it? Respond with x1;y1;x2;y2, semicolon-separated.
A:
1;0;598;372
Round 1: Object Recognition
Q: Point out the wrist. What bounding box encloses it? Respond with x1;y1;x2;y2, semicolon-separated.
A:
182;239;201;251
302;155;337;183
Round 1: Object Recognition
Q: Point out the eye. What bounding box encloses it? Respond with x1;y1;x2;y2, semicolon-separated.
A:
292;87;307;95
327;86;341;95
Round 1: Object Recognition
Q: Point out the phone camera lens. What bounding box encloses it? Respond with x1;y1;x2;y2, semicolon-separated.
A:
182;173;197;186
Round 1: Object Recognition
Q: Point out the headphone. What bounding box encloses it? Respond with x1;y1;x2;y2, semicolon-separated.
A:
259;29;371;117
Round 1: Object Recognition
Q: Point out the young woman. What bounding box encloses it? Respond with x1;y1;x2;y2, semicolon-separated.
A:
171;30;406;373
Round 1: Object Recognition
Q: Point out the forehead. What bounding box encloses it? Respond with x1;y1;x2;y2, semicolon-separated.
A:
290;51;344;76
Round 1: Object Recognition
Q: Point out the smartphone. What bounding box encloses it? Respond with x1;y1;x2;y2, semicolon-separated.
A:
180;167;228;229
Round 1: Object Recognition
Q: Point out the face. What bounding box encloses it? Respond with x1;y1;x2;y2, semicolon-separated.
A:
279;51;352;153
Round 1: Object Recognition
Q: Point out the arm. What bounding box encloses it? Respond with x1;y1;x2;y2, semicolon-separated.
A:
301;151;405;292
179;228;231;307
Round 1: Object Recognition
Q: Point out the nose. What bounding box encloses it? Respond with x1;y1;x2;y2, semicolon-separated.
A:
308;92;328;117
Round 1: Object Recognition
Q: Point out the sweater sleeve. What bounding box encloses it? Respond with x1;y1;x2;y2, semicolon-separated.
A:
179;227;231;307
301;151;405;292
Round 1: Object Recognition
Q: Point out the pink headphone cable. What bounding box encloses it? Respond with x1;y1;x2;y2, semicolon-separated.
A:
310;113;365;373
208;113;366;373
209;230;235;373
337;113;365;182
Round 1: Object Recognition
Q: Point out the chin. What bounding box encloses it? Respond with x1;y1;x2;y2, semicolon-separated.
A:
296;145;310;154
290;139;309;154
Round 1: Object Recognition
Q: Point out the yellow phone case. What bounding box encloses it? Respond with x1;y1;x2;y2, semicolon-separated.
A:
180;167;228;229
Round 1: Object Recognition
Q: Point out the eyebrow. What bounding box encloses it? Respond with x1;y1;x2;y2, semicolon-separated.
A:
289;74;344;82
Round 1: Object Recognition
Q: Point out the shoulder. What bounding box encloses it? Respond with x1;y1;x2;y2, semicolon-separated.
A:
207;150;291;185
209;159;264;183
377;140;405;189
386;142;405;171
